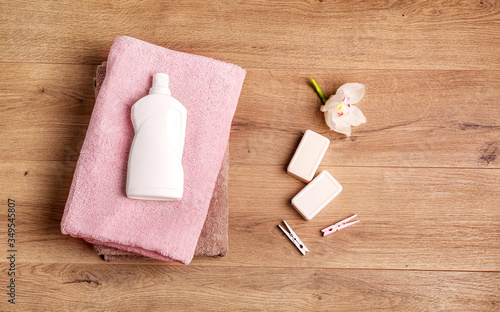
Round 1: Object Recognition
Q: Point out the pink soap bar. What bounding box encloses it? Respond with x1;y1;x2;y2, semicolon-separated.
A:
287;130;330;183
291;170;342;221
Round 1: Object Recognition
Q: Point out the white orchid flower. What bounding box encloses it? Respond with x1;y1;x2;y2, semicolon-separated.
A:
311;79;366;137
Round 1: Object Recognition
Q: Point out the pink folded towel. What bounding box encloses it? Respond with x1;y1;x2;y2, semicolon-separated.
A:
61;36;245;264
91;62;230;260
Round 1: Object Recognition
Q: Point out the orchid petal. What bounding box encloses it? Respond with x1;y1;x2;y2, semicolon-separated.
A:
348;105;367;126
333;121;352;137
321;93;342;111
337;83;365;104
332;113;351;128
323;110;336;130
324;108;352;136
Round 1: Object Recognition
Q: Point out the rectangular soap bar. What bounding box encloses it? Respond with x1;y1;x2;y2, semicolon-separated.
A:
287;130;330;183
291;170;342;221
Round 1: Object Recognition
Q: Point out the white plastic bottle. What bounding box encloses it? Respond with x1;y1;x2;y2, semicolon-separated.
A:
126;73;187;201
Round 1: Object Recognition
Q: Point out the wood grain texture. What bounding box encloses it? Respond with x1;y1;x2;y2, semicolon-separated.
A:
0;1;499;69
0;263;498;312
232;68;500;168
1;63;499;168
1;0;500;310
1;161;499;271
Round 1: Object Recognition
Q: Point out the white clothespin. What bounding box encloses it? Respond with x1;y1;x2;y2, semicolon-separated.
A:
321;214;359;237
278;220;309;255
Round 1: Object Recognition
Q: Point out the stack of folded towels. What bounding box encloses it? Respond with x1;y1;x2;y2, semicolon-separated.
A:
61;36;246;264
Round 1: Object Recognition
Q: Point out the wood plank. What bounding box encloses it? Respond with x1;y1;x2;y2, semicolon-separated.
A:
233;68;500;168
0;1;499;69
2;161;499;271
1;63;499;168
0;63;95;162
1;263;498;311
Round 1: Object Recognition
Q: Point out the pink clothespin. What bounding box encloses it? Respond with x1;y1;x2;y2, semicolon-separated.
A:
321;214;359;237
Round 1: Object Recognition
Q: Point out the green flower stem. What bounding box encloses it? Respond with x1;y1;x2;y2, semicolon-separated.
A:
310;77;327;104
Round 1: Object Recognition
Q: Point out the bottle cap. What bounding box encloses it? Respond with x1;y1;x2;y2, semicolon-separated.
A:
150;73;171;95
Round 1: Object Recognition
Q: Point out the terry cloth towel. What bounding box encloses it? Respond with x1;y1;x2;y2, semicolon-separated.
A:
61;36;245;264
91;63;230;260
94;150;229;260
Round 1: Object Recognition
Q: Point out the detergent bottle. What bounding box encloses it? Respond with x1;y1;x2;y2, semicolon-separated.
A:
126;73;187;201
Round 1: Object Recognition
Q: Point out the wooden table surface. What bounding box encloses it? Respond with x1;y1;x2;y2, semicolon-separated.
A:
1;1;499;311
